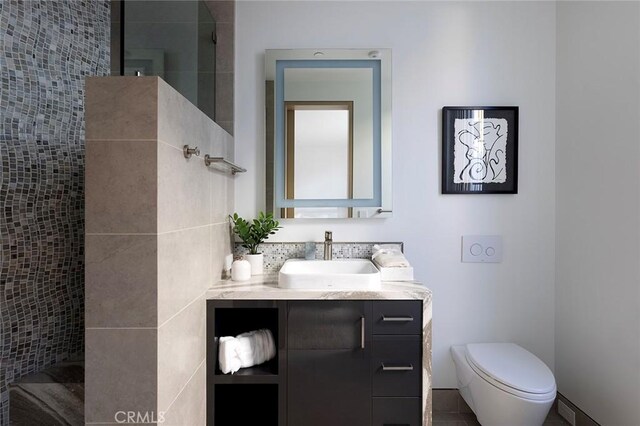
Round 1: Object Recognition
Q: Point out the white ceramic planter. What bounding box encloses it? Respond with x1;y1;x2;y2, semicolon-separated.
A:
244;253;264;275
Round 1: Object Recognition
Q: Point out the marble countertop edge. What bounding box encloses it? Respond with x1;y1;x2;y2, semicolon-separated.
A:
206;274;432;302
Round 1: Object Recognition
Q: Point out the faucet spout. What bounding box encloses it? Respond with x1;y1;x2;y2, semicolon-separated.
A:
324;231;333;260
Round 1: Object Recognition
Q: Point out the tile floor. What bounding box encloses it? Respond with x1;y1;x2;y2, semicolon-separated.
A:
433;389;570;425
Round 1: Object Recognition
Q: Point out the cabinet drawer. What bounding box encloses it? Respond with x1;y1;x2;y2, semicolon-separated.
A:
373;397;422;426
372;335;421;397
288;301;367;350
372;301;422;335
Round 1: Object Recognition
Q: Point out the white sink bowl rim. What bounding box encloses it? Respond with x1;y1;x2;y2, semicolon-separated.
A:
278;259;381;290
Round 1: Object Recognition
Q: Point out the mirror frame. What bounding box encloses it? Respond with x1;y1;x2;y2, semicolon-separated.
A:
265;48;392;219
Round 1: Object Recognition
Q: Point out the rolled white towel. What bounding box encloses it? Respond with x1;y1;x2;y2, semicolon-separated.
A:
218;329;276;374
218;336;242;374
372;244;411;268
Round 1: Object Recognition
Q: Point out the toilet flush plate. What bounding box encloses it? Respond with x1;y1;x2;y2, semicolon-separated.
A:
461;235;503;263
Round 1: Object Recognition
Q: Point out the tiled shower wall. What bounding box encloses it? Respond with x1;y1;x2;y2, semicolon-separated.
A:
0;1;110;423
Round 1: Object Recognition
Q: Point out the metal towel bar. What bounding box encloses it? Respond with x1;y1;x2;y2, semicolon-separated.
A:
204;155;247;175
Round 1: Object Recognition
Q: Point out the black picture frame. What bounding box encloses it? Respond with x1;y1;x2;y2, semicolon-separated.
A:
442;106;518;194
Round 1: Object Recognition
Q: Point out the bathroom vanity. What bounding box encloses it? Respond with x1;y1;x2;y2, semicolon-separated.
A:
206;277;432;426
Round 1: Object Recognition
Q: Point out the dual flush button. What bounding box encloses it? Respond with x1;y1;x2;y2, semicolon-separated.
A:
462;235;502;263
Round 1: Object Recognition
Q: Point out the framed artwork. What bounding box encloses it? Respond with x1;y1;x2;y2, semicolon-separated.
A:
442;106;518;194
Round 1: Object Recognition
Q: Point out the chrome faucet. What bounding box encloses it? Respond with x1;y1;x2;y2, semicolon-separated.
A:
324;231;333;260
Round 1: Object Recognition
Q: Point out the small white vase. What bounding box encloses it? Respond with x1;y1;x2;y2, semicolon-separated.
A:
244;253;264;275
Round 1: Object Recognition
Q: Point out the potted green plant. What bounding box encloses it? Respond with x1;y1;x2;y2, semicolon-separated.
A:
230;211;281;275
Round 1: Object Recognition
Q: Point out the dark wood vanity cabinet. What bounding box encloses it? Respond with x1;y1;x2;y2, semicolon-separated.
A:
288;301;372;426
207;299;423;426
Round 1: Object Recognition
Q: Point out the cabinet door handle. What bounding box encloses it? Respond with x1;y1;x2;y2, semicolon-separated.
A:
381;362;414;371
382;315;414;322
360;316;365;349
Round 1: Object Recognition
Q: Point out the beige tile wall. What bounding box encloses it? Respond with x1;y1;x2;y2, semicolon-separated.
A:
85;76;234;425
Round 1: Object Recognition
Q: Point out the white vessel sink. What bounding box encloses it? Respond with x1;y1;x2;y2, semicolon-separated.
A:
278;259;381;290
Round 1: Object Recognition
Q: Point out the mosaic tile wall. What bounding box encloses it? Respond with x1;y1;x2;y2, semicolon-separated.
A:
0;1;110;423
234;242;403;273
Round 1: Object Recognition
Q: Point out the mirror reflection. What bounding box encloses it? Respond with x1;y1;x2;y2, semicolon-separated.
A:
265;49;392;219
285;102;353;218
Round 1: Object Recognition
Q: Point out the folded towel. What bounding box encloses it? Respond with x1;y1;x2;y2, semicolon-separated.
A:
372;244;411;268
218;329;276;374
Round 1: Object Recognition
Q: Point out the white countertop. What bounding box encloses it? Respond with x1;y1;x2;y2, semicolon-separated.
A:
206;274;432;302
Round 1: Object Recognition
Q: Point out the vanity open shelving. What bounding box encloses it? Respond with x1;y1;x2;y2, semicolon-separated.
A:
207;300;287;425
210;303;282;378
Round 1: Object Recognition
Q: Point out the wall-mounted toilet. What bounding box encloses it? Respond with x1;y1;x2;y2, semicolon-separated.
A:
451;343;556;426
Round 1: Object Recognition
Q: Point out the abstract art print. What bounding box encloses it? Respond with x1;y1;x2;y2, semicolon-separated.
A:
442;106;518;194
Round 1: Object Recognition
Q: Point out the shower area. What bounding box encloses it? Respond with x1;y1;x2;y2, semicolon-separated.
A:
111;0;218;121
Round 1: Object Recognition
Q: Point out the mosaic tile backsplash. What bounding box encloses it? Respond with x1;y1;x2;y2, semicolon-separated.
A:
0;1;110;423
234;242;403;273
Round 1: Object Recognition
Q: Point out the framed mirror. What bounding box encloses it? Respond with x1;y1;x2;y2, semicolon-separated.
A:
265;49;392;219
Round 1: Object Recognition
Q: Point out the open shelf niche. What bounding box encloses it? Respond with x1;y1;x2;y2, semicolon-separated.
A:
212;306;280;376
207;300;287;426
214;384;278;425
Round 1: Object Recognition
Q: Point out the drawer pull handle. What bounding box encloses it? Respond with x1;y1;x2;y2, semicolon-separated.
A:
381;362;414;371
383;424;410;426
360;317;365;349
382;315;414;322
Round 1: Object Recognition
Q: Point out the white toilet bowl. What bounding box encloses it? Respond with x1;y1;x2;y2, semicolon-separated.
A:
451;343;556;426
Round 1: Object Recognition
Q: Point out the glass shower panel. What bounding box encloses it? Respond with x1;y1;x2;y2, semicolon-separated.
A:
197;1;216;119
122;0;216;120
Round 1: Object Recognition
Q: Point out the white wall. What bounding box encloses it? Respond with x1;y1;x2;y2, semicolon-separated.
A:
236;0;556;387
556;3;640;425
